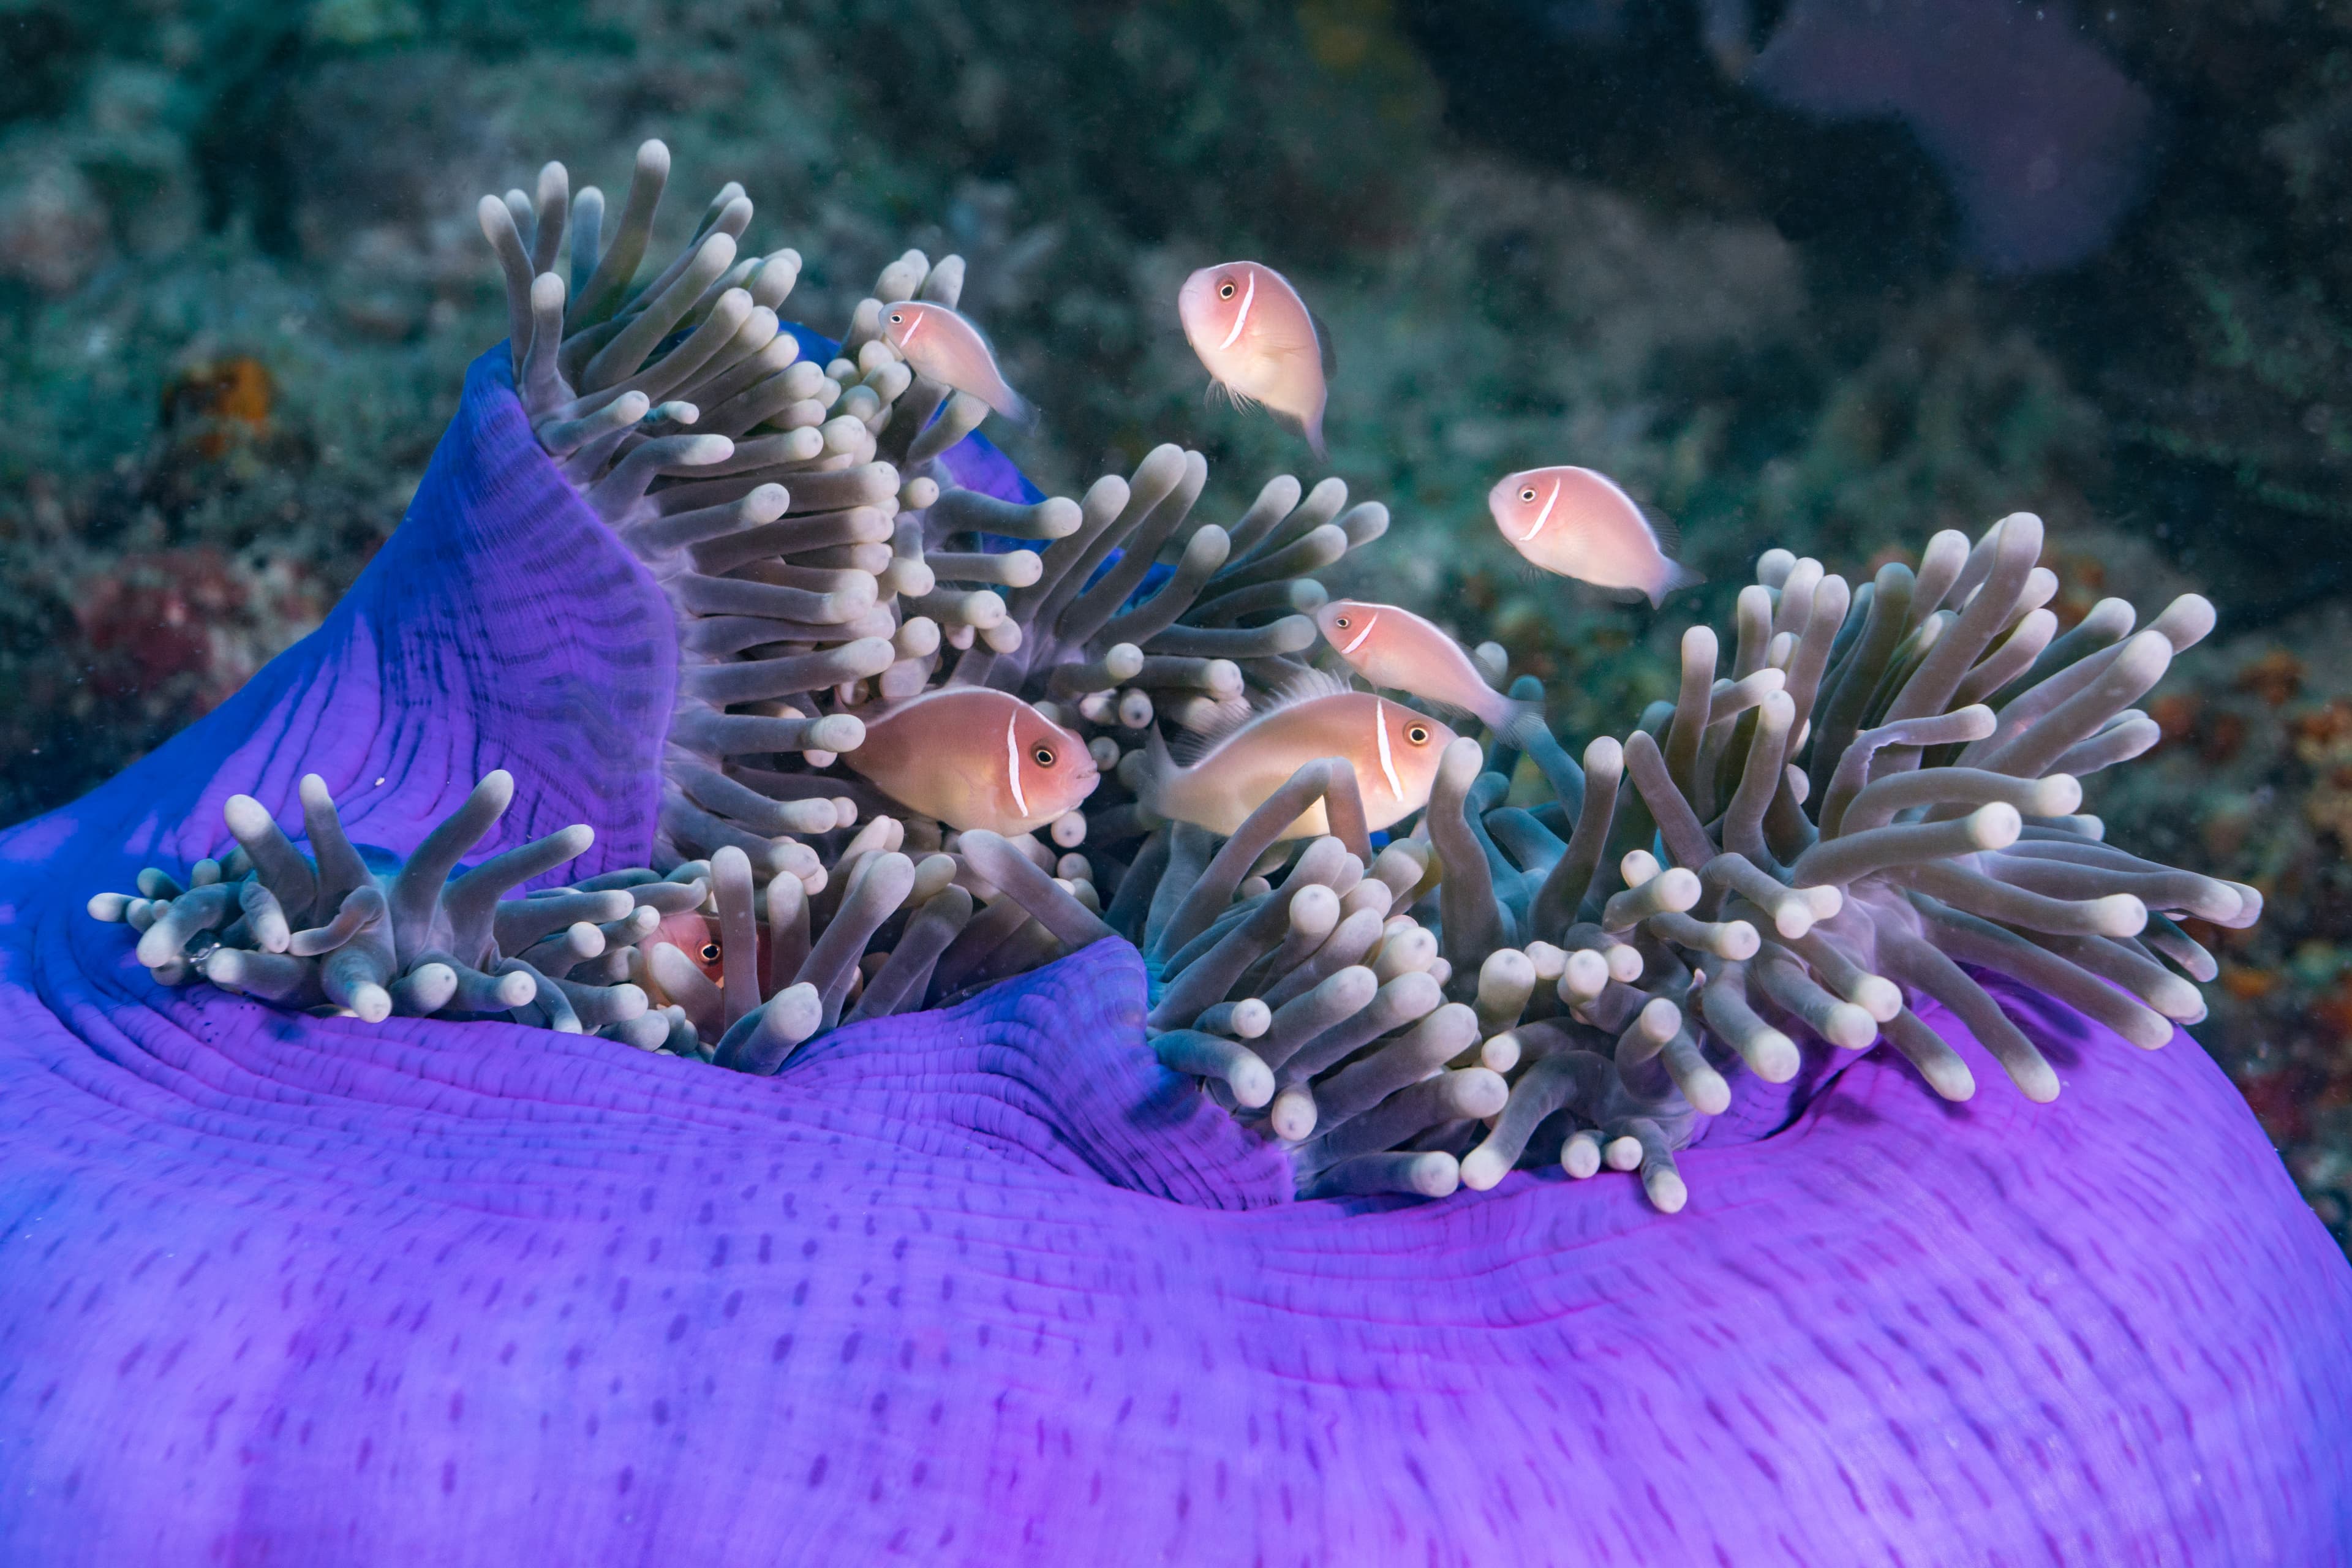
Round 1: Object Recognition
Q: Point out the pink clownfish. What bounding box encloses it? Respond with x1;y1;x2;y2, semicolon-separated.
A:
1177;261;1335;458
1314;598;1536;737
1487;466;1703;608
880;301;1034;424
1139;672;1456;839
844;686;1096;835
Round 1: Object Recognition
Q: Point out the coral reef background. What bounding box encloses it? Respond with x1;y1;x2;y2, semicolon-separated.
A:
3;0;2349;1243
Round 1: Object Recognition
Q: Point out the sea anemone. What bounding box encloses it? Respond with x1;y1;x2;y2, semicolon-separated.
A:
87;769;708;1041
5;142;2349;1564
1135;518;2262;1208
81;142;1388;1070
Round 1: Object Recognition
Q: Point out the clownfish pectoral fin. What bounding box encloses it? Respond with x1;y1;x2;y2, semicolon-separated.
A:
1504;553;1550;586
1206;378;1259;413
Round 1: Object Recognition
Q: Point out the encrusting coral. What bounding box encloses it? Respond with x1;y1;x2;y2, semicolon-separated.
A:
85;143;2258;1217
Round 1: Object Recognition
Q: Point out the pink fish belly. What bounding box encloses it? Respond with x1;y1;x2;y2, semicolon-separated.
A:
1526;526;1670;597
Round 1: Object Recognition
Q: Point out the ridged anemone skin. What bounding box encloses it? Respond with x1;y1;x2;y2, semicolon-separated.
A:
5;363;2352;1561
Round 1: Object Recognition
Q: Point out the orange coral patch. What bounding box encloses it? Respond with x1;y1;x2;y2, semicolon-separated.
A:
2238;648;2305;708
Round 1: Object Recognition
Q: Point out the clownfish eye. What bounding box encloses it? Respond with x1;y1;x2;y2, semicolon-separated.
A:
888;311;905;325
1333;615;1351;629
699;942;721;963
1033;745;1057;767
1218;281;1236;300
1406;724;1431;746
1518;487;1538;503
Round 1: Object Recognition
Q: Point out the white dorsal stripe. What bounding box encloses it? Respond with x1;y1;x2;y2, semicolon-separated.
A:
1373;698;1403;802
1340;611;1379;657
1216;270;1257;352
1005;710;1028;818
1523;476;1562;542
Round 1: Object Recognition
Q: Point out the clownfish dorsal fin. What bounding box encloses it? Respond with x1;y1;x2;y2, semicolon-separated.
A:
854;682;989;724
1264;665;1354;708
1168;666;1350;767
1310;309;1337;379
1261;663;1354;710
1640;500;1683;559
1218;664;1354;728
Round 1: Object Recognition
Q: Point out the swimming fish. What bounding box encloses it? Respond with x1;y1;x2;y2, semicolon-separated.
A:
845;685;1097;834
643;909;761;988
1487;466;1703;608
1314;598;1536;736
1140;675;1457;838
880;301;1034;424
1177;261;1335;458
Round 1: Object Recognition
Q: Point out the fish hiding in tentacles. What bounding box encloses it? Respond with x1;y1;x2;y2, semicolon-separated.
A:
1139;674;1457;837
880;301;1035;424
1178;260;1335;458
646;908;735;984
658;911;721;976
845;685;1096;835
1314;598;1537;737
1487;464;1703;608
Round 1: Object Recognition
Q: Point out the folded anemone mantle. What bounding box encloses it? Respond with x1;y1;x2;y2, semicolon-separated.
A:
3;315;2351;1566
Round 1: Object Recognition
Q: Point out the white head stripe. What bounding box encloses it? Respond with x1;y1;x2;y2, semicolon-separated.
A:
1523;477;1562;543
1340;611;1379;657
1216;270;1257;352
1006;711;1028;818
900;307;926;344
1373;698;1404;802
